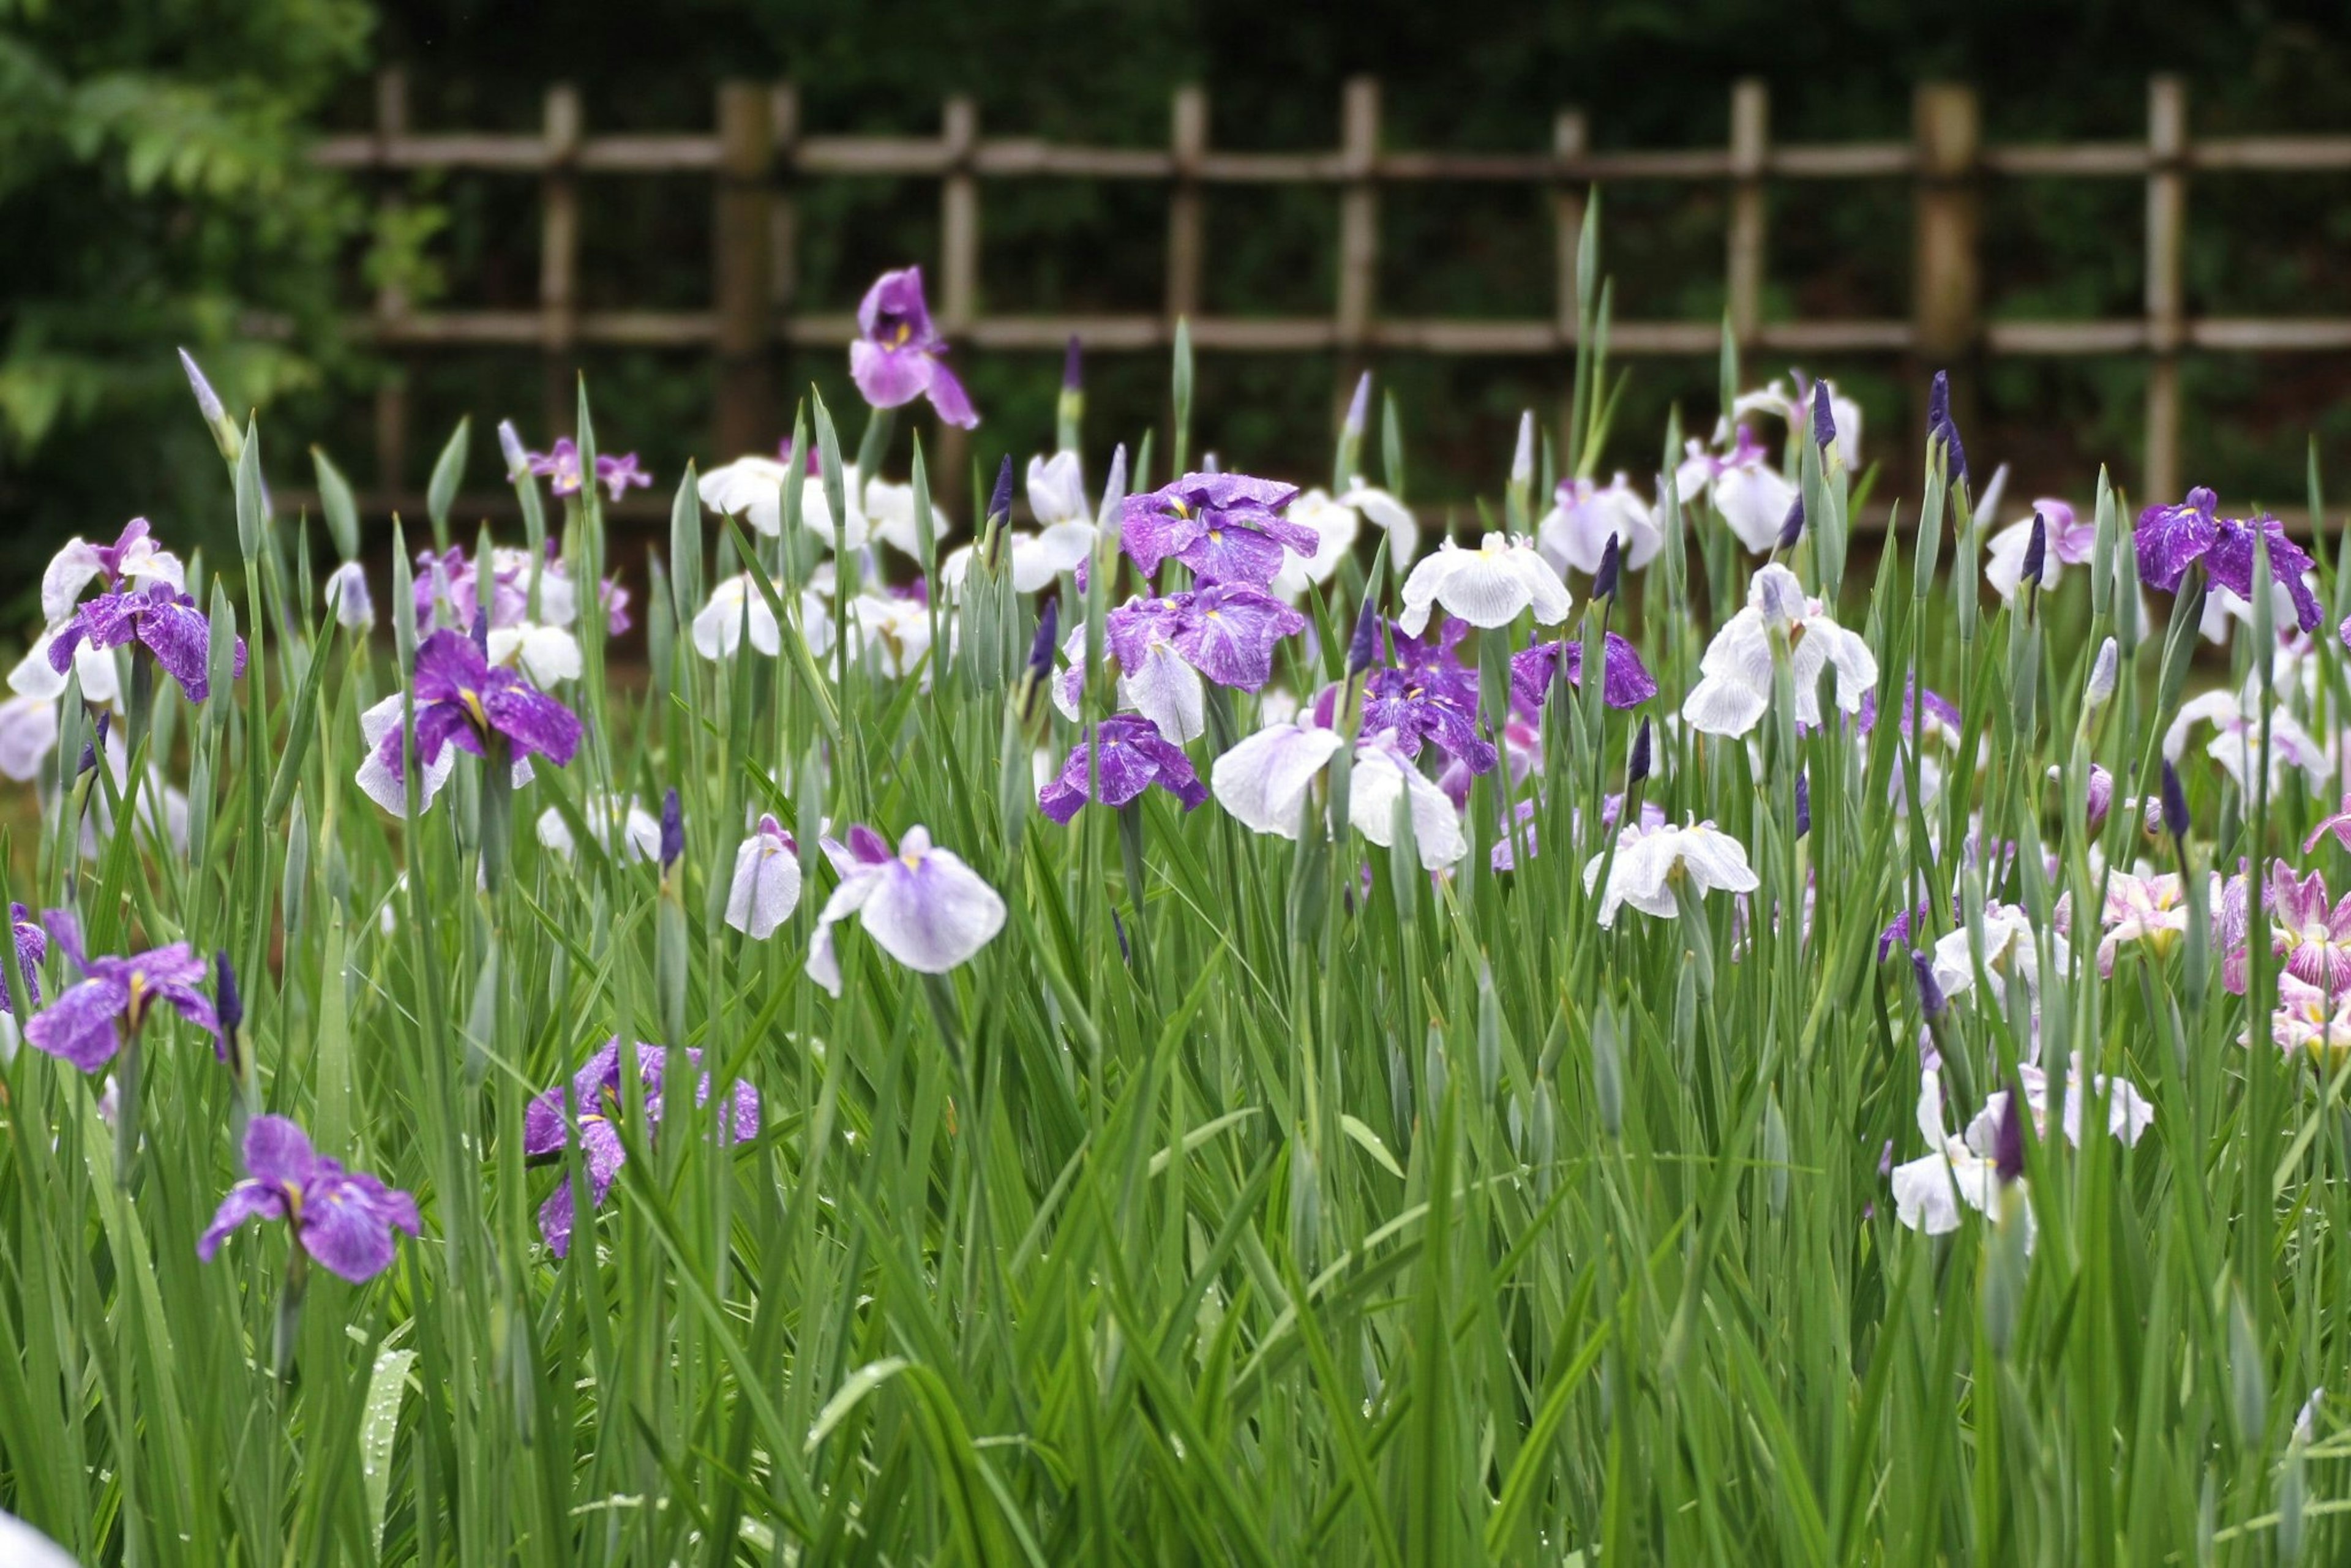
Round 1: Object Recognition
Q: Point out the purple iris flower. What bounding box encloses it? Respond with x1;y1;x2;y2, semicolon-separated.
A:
594;452;652;503
2136;487;2320;632
1857;680;1962;741
2;903;44;1015
523;1040;761;1256
1038;715;1209;823
849;266;978;429
529;438;587;497
1361;666;1494;773
24;909;219;1071
198;1115;420;1283
1509;633;1659;716
50;582;245;703
601;578;632;636
1119;473;1316;586
1107;586;1307;692
378;629;582;775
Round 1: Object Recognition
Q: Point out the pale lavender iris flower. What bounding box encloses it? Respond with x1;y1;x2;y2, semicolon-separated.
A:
849;267;979;428
806;825;1006;996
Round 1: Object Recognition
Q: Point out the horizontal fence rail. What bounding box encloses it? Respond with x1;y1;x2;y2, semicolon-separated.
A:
323;69;2351;527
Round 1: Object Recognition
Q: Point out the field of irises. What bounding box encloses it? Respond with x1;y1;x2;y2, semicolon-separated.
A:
2;237;2350;1566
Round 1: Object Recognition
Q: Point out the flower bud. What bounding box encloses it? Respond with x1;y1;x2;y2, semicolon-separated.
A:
1810;380;1837;450
2085;763;2115;835
1346;594;1384;677
1911;950;1946;1019
2161;759;2191;847
2022;512;2048;588
1344;372;1372;438
1794;771;1811;838
1062;336;1083;392
497;419;530;481
1992;1086;2025;1184
986;455;1015;530
1510;411;1535;485
1776;494;1805;552
214;950;243;1035
2084;636;2118;711
658;788;684;872
1592;533;1622;602
1627;718;1653;786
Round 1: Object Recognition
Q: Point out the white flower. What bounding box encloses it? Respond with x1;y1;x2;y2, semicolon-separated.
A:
1397;532;1572;635
538;796;661;863
863;473;936;557
1051;621;1204;745
1349;732;1467;869
42;525;184;626
488;623;583;688
1581;817;1759;927
1890;1068;2019;1237
1681;563;1877;738
726;814;804;939
1210;718;1346;837
1731;375;1863;467
324;561;375;631
12;629;120;707
1536;473;1661;577
698;456;793;538
0;695;58;781
1338;477;1419;565
1930;903;2068;1005
801;465;871;552
1964;1056;2152;1152
1675;429;1796;553
1268;488;1362;599
2164;681;2330;797
807;824;1007;995
844;591;932;681
942;523;1095;596
691;573;835;662
1027;450;1089;525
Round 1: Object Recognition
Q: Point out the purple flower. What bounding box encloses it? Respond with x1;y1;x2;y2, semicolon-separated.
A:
199;1116;420;1283
2;903;45;1015
50;582;245;703
600;577;632;637
1362;666;1493;774
1039;715;1209;823
1174;582;1309;689
24;910;218;1071
2137;487;2320;633
379;629;582;775
849;266;978;428
42;517;186;626
594;452;651;503
1857;680;1962;745
529;438;586;497
1119;473;1313;585
1510;632;1659;716
523;1040;760;1256
2267;864;2351;991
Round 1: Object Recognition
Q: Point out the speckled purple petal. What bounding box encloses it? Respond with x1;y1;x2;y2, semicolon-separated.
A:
1172;583;1305;690
1118;496;1205;579
299;1167;421;1283
481;673;582;765
197;1181;287;1261
2205;512;2320;631
24;974;130;1071
2134;487;2219;593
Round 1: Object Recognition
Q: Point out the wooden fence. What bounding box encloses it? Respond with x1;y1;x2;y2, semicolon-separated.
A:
318;70;2351;521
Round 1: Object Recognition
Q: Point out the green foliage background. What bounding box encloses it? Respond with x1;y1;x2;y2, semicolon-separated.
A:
7;0;2351;597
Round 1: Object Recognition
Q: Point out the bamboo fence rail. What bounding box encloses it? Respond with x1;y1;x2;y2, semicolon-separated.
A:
313;70;2351;527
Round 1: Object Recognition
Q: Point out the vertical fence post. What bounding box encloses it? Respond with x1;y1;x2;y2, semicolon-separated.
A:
714;83;774;458
2145;75;2188;505
1727;80;1769;353
373;68;411;497
937;95;979;495
1911;83;1982;451
1168;86;1207;327
1335;78;1381;416
770;83;801;340
540;84;582;440
1553;107;1589;459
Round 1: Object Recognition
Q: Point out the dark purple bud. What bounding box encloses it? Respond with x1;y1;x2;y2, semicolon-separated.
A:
1346;593;1384;677
76;738;98;778
1062;336;1083;392
1112;907;1131;966
2022;512;2048;588
659;788;684;871
1794;771;1811;838
1928;370;1969;482
470;608;490;658
1912;950;1946;1020
1810;380;1837;449
1992;1086;2026;1184
987;455;1015;528
1627;718;1653;786
2161;759;2190;846
1026;596;1060;687
1776;493;1805;552
214;950;242;1034
1592;533;1622;601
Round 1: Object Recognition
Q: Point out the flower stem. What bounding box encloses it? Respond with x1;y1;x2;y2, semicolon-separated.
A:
274;1247;309;1382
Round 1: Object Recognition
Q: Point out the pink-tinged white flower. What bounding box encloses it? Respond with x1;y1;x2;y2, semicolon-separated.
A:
1535;473;1660;579
42;518;185;628
807;824;1005;996
2265;863;2351;990
843;589;933;681
726;814;804;940
538;796;661;864
690;573;832;662
324;561;375;631
1675;426;1796;553
2096;871;2191;976
1681;563;1878;738
2200;577;2311;647
0;696;57;782
943;523;1094;596
1340;478;1419;565
12;627;121;707
1268;487;1367;599
1930;903;2068;1005
2268;973;2351;1065
1967;1057;2154;1151
1984;500;2094;599
1732;372;1862;466
1209;717;1346;838
1027;449;1089;525
1891;1068;2027;1240
1583;817;1758;927
1349;730;1468;869
1397;533;1572;635
2163;682;2330;797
